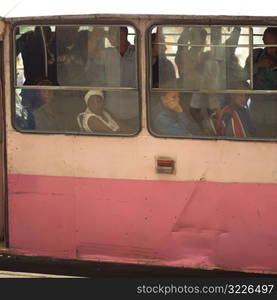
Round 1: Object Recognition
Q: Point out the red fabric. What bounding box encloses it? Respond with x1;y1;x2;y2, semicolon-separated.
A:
216;106;247;137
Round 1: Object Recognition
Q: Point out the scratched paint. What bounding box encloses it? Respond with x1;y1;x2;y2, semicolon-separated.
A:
8;174;277;274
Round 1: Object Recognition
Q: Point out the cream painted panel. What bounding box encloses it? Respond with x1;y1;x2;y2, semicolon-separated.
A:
6;130;277;184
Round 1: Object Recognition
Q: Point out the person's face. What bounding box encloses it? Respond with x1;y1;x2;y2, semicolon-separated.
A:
39;89;53;104
263;33;277;58
161;92;180;110
152;35;166;57
88;95;104;113
231;94;247;107
108;29;119;47
108;28;128;48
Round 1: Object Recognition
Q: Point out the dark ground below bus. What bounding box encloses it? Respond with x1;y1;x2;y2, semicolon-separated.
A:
0;251;277;278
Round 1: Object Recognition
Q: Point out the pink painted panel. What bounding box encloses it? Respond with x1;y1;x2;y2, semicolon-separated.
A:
8;174;277;273
8;174;76;258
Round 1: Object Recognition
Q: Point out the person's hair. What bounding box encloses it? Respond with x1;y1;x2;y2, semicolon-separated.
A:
35;79;53;98
151;32;165;43
109;26;128;36
263;27;277;39
158;80;178;97
36;79;53;86
190;27;208;43
120;26;128;35
226;81;250;103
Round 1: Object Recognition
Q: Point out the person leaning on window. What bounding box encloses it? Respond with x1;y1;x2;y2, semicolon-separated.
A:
33;79;62;131
151;82;199;137
216;81;257;138
77;90;132;134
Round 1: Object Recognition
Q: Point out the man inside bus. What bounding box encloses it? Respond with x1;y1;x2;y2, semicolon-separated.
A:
56;25;88;86
33;79;81;132
151;31;176;88
85;26;139;130
16;26;57;86
188;27;243;135
244;27;277;137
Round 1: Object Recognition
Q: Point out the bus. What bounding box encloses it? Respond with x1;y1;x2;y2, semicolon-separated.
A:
1;0;277;275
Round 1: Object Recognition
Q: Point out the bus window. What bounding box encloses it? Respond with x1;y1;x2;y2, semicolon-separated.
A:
149;25;277;139
14;24;139;135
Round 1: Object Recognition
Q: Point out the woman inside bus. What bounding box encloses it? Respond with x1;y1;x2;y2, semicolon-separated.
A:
151;86;200;136
33;79;79;132
77;90;132;134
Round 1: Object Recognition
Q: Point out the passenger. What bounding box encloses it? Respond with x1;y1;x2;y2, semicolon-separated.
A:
77;90;132;134
174;27;209;120
175;27;208;90
16;26;57;85
85;27;106;86
56;26;87;85
18;77;51;130
151;83;199;136
86;26;139;129
189;27;243;135
244;27;277;137
87;26;136;87
33;79;78;132
151;32;176;88
216;81;256;137
245;27;277;90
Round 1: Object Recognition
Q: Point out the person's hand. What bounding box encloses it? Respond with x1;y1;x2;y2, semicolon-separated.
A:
57;54;73;63
170;102;183;112
88;27;105;53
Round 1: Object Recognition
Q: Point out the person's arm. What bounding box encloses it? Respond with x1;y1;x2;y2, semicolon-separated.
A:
220;111;234;136
87;115;113;133
244;48;263;80
225;27;241;58
175;28;190;66
87;27;106;59
153;110;191;136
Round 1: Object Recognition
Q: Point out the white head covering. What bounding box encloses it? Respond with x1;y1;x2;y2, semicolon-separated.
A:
84;90;104;104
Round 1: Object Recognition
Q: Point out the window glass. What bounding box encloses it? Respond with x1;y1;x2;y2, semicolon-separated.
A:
149;25;277;139
14;24;139;135
151;26;250;89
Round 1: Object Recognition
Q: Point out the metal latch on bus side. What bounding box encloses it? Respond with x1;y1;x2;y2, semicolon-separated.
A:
156;157;175;174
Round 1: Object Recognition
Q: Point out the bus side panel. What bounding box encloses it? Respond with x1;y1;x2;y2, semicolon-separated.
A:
8;174;76;258
8;174;277;273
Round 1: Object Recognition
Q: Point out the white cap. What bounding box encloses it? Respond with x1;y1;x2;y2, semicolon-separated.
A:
84;90;104;104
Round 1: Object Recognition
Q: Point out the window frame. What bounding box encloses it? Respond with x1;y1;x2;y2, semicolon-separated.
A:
147;23;277;142
11;20;142;137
